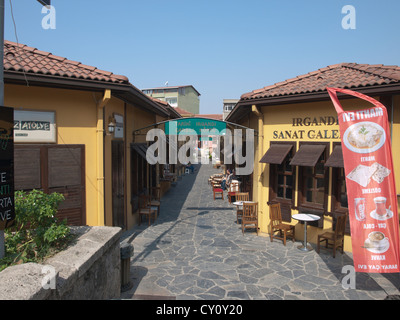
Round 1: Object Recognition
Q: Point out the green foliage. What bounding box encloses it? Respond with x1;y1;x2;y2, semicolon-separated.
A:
0;190;71;270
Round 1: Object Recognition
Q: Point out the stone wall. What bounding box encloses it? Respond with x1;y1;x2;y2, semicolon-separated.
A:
0;226;122;300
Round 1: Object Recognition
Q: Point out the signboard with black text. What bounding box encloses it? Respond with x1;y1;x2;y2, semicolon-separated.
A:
0;106;15;229
14;110;56;143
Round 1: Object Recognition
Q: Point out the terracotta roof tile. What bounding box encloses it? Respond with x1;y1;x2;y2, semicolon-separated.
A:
174;107;193;116
4;40;129;84
194;114;223;121
240;63;400;101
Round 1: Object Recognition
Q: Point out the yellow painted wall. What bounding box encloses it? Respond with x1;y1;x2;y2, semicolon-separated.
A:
391;95;400;210
103;98;164;230
5;84;100;226
5;84;169;231
236;96;398;253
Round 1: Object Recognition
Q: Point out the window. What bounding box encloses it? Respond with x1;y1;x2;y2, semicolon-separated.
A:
224;104;235;112
276;159;294;200
166;97;178;107
328;143;348;213
303;160;326;207
267;142;296;222
337;167;348;209
292;142;329;214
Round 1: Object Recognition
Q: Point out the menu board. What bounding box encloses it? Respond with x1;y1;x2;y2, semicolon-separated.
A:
328;88;400;273
0;106;15;230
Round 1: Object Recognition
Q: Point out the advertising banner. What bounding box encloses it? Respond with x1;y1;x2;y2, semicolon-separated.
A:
327;88;400;273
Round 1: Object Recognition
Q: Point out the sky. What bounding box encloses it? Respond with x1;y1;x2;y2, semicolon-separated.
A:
4;0;400;115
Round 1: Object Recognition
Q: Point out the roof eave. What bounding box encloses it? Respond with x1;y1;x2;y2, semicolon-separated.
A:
226;83;400;123
4;71;170;117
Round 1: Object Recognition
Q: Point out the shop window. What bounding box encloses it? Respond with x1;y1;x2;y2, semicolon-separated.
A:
290;142;329;227
327;143;350;234
326;143;348;212
276;160;294;200
265;142;296;222
303;159;326;207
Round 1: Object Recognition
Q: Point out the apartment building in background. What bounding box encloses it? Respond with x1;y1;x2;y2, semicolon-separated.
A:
142;85;200;115
223;99;239;120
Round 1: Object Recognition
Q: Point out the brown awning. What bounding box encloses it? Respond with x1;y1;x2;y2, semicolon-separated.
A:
289;144;326;167
325;145;344;168
260;144;293;164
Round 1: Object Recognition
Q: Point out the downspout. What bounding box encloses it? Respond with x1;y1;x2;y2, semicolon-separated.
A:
252;105;264;231
97;89;111;226
391;96;394;142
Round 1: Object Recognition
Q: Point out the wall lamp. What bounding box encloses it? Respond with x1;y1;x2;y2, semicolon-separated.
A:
107;117;116;136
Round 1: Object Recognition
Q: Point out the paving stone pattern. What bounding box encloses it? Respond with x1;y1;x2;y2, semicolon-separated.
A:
121;164;400;300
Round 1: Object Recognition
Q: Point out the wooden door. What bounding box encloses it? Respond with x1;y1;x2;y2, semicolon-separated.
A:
112;141;125;228
14;145;86;226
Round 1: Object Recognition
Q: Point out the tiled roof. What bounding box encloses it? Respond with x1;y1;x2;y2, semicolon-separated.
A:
240;63;400;101
4;40;129;84
174;107;193;116
149;97;181;118
194;114;223;121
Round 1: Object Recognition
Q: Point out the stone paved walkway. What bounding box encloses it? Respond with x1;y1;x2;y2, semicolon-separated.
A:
121;164;400;300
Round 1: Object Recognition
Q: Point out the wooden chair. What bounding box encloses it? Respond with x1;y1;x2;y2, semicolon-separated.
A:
138;195;157;226
235;192;249;223
213;185;223;200
228;182;239;203
242;202;258;235
150;187;161;217
317;213;347;258
269;202;295;246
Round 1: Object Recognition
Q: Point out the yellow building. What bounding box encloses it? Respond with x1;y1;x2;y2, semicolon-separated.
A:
4;40;180;230
226;63;400;252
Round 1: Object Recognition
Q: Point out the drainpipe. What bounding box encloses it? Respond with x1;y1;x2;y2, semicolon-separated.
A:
97;89;111;226
252;105;264;231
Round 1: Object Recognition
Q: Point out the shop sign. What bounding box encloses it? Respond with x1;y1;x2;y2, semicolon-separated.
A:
14;110;56;143
165;117;226;136
273;116;340;140
0;106;15;230
328;87;400;273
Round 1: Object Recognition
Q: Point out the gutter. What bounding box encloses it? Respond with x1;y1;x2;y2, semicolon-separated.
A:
4;71;170;117
252;105;264;221
227;84;400;123
97;89;111;226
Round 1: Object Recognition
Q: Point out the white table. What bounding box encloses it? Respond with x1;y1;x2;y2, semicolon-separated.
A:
292;213;321;252
232;201;255;209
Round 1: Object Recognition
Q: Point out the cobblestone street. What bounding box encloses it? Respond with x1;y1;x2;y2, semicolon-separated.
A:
121;164;400;300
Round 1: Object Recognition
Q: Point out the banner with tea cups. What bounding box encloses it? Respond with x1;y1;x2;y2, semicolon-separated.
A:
328;88;400;273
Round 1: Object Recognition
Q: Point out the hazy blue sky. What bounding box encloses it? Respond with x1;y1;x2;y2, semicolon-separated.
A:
4;0;400;114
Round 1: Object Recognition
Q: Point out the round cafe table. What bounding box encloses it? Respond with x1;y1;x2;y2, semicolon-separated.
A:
232;201;255;209
292;213;321;252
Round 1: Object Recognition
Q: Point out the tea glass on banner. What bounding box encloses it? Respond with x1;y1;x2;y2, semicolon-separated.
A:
374;197;387;218
355;198;366;221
